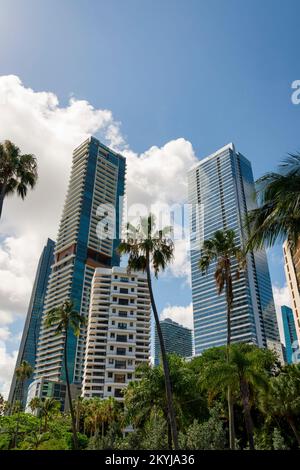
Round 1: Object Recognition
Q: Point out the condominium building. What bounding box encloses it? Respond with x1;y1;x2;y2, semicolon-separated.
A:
154;318;193;366
281;305;300;364
188;143;281;356
33;137;126;395
283;240;300;342
9;238;55;408
82;267;151;401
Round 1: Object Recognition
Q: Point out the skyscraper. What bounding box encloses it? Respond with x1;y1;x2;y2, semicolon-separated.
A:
188;143;281;356
8;238;55;407
82;267;151;400
154;318;193;366
32;137;126;398
281;305;300;364
283;240;300;342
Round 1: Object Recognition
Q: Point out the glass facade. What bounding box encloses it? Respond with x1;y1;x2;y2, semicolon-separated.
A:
154;318;193;366
188;143;280;355
34;137;126;392
8;238;55;407
281;305;300;364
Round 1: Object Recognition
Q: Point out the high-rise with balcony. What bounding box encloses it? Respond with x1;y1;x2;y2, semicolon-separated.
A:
8;238;55;408
154;318;193;366
188;143;281;357
82;267;151;400
33;137;126;396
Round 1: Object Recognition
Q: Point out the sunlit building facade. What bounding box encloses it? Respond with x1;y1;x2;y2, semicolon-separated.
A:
281;305;300;364
188;143;281;356
283;240;300;343
82;267;151;401
34;137;126;394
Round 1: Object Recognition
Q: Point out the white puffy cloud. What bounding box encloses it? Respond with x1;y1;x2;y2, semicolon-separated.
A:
0;341;18;399
272;284;292;345
0;75;195;387
160;302;193;330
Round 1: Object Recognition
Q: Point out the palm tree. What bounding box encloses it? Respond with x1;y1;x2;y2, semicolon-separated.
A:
15;360;33;409
118;214;179;449
0;140;38;220
124;356;205;450
29;396;42;415
246;152;300;252
73;396;86;433
198;344;275;450
44;299;86;449
24;431;49;450
39;397;60;432
199;229;245;449
260;364;300;446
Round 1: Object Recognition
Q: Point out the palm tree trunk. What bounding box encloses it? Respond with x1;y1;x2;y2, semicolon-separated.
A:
146;256;179;450
287;415;300;446
225;266;235;450
14;380;24;448
64;329;79;450
240;379;255;450
167;418;172;451
0;183;6;221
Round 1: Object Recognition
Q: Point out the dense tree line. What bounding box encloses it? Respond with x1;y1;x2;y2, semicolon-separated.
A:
1;348;299;450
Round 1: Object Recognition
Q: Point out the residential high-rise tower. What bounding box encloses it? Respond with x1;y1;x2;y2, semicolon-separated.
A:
82;267;151;400
33;137;126;397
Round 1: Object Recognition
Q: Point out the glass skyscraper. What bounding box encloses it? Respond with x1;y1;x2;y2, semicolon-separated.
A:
32;137;126;397
8;238;55;408
188;143;281;357
281;305;300;364
154;318;193;366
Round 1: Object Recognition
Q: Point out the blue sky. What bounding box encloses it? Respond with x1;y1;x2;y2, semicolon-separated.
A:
0;0;299;389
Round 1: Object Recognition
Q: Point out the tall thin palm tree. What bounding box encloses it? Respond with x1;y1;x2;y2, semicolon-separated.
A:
15;360;33;409
246;152;300;252
118;214;179;449
44;300;86;450
199;344;274;450
199;229;245;449
39;397;60;432
13;360;33;447
0;140;38;220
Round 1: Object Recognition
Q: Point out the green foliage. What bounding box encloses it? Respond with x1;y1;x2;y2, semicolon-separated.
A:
272;428;289;450
179;404;226;450
246;152;300;250
1;348;300;451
